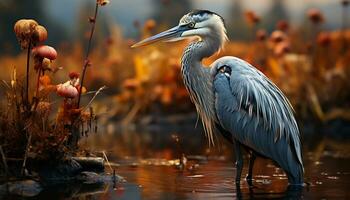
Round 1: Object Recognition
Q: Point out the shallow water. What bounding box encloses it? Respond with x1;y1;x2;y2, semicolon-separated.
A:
76;126;350;200
4;126;350;199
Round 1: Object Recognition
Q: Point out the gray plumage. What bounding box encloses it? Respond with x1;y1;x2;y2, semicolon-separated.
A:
132;9;304;186
211;57;303;184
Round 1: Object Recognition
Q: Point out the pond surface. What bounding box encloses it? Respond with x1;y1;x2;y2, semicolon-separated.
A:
5;125;350;199
75;125;350;200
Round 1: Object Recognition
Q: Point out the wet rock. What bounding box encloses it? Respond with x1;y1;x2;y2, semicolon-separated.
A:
76;171;104;184
38;159;82;184
2;180;42;197
76;171;126;184
72;157;104;172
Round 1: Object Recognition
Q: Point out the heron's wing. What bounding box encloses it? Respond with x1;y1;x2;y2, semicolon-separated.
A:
212;57;303;167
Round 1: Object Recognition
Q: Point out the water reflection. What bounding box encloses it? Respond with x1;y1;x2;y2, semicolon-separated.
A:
76;125;350;200
2;125;347;199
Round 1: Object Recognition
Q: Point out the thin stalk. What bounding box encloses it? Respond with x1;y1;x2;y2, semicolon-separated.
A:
25;41;32;109
21;133;32;176
77;3;99;108
35;68;41;98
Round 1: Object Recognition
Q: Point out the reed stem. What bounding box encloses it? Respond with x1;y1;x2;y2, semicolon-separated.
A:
77;3;99;108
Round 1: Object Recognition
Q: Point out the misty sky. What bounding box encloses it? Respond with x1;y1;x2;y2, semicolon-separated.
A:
44;0;343;37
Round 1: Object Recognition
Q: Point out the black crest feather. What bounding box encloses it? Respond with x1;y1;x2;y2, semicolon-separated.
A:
189;9;225;26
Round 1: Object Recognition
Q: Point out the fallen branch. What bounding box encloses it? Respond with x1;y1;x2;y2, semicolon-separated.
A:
121;102;142;126
307;84;350;122
306;84;325;121
323;108;350;122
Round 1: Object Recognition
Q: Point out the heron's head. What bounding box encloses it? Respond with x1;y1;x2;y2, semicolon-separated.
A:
132;10;228;48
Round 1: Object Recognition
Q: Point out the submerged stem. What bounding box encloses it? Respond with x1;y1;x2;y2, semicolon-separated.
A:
77;3;99;108
21;133;32;176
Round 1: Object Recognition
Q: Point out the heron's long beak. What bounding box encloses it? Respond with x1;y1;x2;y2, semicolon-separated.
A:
131;25;185;48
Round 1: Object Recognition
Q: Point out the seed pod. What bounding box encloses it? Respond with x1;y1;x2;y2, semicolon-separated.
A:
32;25;48;44
42;58;51;71
14;19;38;49
317;32;331;47
245;10;260;26
274;41;291;57
270;30;287;44
307;8;324;24
276;20;289;32
69;72;80;79
256;29;267;41
57;81;79;98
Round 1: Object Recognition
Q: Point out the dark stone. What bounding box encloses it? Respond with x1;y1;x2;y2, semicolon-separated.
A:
38;159;83;184
72;157;105;172
76;171;104;184
0;180;42;197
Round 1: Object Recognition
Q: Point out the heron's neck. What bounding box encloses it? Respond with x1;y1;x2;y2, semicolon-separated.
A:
181;38;222;86
180;38;222;144
181;38;221;68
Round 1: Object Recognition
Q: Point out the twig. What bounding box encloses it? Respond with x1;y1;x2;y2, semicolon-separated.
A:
307;84;324;122
22;121;33;131
0;145;8;176
102;151;113;171
82;85;107;111
1;80;11;89
77;3;99;108
84;89;106;95
21;134;32;176
121;103;142;126
4;158;23;161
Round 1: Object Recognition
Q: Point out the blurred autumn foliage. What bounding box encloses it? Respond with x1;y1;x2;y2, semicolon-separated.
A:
1;5;350;163
89;16;350;125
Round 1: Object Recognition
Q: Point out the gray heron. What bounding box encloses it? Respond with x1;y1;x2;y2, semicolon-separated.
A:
132;10;304;186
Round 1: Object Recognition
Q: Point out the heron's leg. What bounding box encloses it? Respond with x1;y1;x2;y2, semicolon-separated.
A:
246;152;256;186
233;139;243;184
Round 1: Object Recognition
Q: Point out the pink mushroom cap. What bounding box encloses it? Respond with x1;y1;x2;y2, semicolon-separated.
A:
57;83;79;98
32;45;57;60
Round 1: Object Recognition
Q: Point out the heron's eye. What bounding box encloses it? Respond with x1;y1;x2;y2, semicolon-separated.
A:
218;65;232;77
188;22;195;28
219;67;226;73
